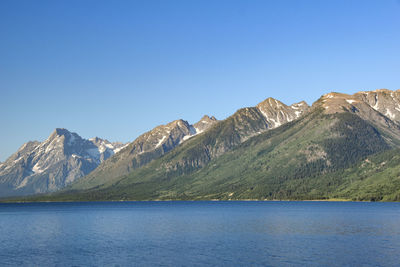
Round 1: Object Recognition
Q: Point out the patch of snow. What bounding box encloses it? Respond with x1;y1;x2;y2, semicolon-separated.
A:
276;113;282;126
372;96;379;110
98;145;107;153
269;118;281;127
258;108;269;120
385;109;395;119
32;163;43;174
275;99;282;108
294;111;302;117
194;127;203;135
45;138;59;153
16;178;29;189
105;143;114;149
325;94;334;99
156;136;167;148
182;135;193;141
346;99;356;104
114;143;129;154
13;157;23;163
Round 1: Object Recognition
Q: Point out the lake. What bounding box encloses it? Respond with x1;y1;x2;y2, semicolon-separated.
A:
0;201;399;266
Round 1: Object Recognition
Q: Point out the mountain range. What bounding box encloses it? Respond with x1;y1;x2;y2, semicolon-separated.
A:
3;88;400;201
0;116;217;197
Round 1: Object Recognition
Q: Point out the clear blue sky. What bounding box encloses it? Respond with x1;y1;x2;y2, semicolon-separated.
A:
1;0;400;161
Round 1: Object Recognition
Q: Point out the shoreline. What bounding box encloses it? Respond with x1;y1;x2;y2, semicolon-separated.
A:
0;198;381;204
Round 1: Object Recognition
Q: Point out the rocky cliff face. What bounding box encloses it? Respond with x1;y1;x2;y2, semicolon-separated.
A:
0;129;126;197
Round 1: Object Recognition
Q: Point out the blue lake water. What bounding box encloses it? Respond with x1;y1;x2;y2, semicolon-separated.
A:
0;201;400;266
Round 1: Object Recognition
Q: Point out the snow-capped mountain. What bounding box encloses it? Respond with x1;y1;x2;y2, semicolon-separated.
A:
0;129;126;197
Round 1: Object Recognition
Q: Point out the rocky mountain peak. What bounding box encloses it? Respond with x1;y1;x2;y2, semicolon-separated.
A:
291;100;308;109
45;128;84;149
89;136;102;143
53;128;71;136
199;115;217;122
47;128;73;141
193;115;218;134
315;92;361;114
315;89;400;123
79;115;220;187
256;97;309;128
0;128;126;196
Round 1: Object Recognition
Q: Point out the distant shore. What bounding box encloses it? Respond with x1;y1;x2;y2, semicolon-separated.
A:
0;198;381;204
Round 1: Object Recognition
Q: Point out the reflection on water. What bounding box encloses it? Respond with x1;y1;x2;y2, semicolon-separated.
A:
0;201;399;266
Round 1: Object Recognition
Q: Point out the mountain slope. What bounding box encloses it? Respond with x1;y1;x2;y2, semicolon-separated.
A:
317;91;400;146
354;89;400;122
0;129;125;197
73;116;218;189
40;90;400;201
7;88;400;202
47;106;391;201
71;99;310;190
